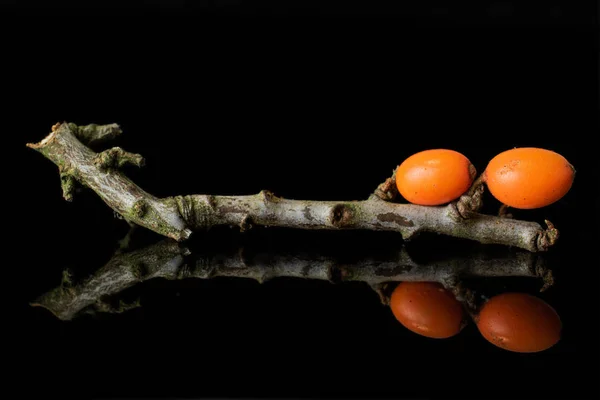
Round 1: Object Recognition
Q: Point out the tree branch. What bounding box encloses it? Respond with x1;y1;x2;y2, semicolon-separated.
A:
30;238;551;320
27;122;559;251
27;122;192;241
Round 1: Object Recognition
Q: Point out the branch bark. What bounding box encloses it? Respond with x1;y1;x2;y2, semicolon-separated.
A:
27;122;559;251
31;238;552;320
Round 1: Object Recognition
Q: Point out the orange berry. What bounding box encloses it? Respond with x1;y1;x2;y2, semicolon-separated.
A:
483;147;575;209
389;281;466;339
395;149;476;206
476;293;561;353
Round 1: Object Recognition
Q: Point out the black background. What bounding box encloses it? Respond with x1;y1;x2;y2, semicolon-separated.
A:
7;1;599;399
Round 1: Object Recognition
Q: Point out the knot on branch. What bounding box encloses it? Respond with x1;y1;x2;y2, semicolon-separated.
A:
174;195;215;231
240;215;253;232
132;199;147;218
537;220;559;251
129;261;149;280
259;190;280;204
175;195;195;227
330;204;355;227
94;147;145;171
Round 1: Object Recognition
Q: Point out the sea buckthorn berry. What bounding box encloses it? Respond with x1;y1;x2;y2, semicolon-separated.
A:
389;281;466;339
395;149;476;206
483;147;575;209
476;293;561;353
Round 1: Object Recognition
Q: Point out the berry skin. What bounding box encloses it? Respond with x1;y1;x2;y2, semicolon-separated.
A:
476;292;561;353
389;281;466;339
483;147;575;209
395;149;476;206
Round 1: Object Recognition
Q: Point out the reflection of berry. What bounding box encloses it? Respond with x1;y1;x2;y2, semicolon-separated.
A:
476;292;562;353
395;149;475;206
389;281;466;339
483;147;575;209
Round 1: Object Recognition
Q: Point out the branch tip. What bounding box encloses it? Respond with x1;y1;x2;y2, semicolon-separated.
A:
26;129;59;150
259;190;280;204
540;270;555;292
71;122;123;146
94;147;145;171
60;269;74;288
537;220;559;251
180;228;193;241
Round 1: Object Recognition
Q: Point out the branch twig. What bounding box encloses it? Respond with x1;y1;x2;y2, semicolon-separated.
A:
30;238;552;320
27;122;559;251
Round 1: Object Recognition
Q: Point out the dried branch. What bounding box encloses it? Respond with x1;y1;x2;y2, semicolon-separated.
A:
30;239;552;320
27;122;192;241
27;122;559;251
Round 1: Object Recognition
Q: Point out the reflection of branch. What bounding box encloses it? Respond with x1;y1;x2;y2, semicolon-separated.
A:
27;122;558;251
31;239;552;320
30;240;189;320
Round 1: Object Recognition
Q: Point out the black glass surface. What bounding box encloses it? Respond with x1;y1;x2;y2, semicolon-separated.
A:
9;2;599;399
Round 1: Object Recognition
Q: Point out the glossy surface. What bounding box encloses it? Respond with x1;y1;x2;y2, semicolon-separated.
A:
18;18;596;399
389;281;466;338
476;292;562;353
395;149;475;206
483;147;575;209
